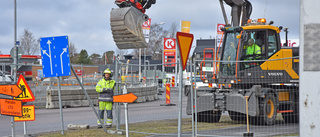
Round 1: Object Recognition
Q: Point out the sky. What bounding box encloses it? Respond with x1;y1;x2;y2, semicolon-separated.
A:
0;0;300;56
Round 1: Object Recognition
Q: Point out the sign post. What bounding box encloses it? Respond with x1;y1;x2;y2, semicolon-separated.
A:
0;77;23;137
176;32;194;137
40;35;71;135
13;74;36;136
114;87;138;137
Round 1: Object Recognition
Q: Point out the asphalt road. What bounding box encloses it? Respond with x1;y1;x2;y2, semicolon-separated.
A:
0;87;189;137
0;87;299;137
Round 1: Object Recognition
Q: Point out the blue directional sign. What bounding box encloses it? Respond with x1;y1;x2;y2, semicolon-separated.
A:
40;36;71;77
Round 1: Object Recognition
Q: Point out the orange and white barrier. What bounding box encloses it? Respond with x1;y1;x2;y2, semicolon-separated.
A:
166;84;171;104
172;76;175;87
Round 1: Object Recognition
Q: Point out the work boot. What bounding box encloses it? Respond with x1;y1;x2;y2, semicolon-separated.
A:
106;124;112;128
97;119;103;128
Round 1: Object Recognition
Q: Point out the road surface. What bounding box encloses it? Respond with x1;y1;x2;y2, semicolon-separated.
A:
0;87;299;137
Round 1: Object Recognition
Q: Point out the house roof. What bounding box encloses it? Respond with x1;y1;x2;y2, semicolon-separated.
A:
191;39;216;56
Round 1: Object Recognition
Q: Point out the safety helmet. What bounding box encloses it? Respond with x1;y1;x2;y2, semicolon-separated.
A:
104;68;112;74
103;68;113;77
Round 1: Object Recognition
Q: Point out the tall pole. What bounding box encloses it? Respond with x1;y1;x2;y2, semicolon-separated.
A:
105;53;107;65
139;48;141;81
11;1;17;136
144;48;146;86
57;76;64;135
177;49;183;137
162;42;165;88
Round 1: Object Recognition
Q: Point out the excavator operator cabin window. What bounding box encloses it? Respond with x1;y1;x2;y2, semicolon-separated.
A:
240;31;265;70
267;30;277;57
221;31;240;76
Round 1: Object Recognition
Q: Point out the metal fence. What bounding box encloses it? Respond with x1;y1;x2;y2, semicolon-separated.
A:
0;57;300;136
188;57;299;137
112;56;299;137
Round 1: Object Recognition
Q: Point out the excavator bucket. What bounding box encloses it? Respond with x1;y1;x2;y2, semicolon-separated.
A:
110;7;149;49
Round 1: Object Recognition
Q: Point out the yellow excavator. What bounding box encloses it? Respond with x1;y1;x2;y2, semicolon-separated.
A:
188;0;299;125
110;0;299;125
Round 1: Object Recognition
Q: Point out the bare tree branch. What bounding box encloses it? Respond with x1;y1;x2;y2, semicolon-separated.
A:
19;29;39;55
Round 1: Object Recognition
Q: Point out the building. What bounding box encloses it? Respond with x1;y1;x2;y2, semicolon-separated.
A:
0;54;98;81
190;39;217;75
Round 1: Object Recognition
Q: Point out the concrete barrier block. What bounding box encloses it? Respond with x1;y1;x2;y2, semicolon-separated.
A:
135;96;146;103
46;100;90;109
67;124;89;130
154;94;159;100
146;95;154;101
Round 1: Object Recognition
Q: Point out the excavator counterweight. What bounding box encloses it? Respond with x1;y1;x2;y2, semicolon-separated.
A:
110;7;149;49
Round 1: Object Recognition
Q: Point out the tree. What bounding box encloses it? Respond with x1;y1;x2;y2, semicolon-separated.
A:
102;51;115;64
76;49;92;64
19;29;39;55
131;23;178;60
69;42;77;57
89;53;101;65
116;48;128;60
69;42;78;64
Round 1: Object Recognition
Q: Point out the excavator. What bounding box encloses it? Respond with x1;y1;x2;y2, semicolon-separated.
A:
189;0;299;125
110;0;299;125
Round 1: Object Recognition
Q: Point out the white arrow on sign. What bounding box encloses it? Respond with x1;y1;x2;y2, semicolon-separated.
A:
60;47;67;74
42;40;53;75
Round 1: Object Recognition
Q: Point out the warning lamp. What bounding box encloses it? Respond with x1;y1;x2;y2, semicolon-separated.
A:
258;18;266;23
247;18;267;25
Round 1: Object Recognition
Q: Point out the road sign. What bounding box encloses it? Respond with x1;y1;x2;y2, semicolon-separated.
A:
176;32;194;70
14;75;35;102
113;93;137;103
0;98;22;117
14;105;35;122
75;69;82;76
10;47;23;60
40;35;71;77
0;85;22;97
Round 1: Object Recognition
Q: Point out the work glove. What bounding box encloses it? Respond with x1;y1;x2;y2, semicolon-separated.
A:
102;88;113;93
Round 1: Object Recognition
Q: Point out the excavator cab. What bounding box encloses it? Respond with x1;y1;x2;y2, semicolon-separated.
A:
110;0;156;49
216;19;290;86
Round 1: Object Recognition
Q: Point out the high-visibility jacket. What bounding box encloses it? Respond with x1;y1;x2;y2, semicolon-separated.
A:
96;78;116;102
246;44;261;55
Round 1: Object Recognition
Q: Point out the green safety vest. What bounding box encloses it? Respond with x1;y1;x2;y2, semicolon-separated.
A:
96;78;116;102
246;44;261;55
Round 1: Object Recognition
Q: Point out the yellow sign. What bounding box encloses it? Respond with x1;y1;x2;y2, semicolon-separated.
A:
14;75;35;102
176;32;194;70
181;21;191;33
14;105;35;122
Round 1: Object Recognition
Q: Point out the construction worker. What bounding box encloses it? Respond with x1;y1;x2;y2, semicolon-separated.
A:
243;38;261;68
96;68;116;128
246;38;261;56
